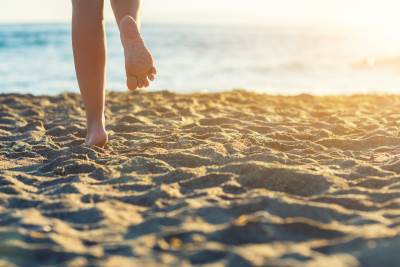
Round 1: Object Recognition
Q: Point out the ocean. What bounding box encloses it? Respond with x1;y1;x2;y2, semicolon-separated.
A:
1;23;400;95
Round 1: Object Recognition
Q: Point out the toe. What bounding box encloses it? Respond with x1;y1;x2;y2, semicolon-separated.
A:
127;75;138;90
150;66;157;75
138;76;150;88
142;77;150;88
138;76;149;88
148;73;155;81
137;78;144;88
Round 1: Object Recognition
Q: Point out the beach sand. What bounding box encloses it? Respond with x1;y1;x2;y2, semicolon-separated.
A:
1;90;400;266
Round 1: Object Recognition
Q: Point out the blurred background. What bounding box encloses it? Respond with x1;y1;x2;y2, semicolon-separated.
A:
1;0;400;95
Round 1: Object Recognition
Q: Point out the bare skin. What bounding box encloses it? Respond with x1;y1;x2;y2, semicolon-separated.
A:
110;0;156;90
72;0;107;147
120;16;156;90
71;0;156;147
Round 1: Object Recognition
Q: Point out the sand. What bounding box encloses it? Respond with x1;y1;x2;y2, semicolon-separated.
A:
1;90;400;267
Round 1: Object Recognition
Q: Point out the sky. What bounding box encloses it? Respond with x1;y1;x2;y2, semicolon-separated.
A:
1;0;400;29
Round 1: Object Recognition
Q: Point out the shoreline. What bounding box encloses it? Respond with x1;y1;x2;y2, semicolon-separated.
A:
3;88;400;98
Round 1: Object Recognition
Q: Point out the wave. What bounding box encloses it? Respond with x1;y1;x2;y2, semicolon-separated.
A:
0;29;69;49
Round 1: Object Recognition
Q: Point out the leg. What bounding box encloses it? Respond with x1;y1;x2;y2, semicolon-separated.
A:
72;0;108;147
110;0;142;27
110;0;157;90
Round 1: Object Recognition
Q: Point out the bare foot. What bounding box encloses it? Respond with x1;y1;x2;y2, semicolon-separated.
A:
120;16;157;90
85;124;108;147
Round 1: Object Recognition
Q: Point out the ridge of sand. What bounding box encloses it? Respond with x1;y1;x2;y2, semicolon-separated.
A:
1;90;400;266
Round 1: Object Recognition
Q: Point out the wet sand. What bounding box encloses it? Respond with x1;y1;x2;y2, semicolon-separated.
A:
1;90;400;266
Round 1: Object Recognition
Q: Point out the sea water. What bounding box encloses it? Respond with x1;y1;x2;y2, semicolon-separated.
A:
1;23;400;95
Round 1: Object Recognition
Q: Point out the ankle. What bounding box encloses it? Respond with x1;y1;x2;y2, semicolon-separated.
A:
86;116;105;133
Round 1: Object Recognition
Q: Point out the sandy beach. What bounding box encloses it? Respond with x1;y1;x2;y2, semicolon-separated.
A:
1;90;400;266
